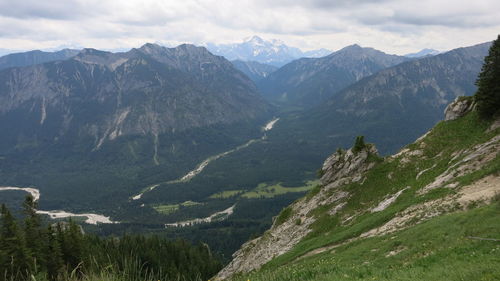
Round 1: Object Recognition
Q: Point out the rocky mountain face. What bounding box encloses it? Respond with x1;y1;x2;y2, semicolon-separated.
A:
0;43;270;152
215;98;500;280
231;60;278;82
257;44;409;108
206;36;331;67
0;49;80;71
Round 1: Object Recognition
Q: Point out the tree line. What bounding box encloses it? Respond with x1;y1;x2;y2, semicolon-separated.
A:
0;196;222;281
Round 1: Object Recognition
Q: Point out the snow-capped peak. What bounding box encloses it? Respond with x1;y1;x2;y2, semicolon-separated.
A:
206;35;331;67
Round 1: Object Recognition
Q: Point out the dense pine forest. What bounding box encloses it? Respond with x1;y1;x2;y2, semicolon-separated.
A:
0;196;222;281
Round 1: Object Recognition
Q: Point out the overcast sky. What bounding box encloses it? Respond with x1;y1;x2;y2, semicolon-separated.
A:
0;0;499;55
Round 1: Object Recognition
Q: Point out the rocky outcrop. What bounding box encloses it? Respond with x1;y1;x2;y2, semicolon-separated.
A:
214;145;378;280
320;144;378;188
420;134;500;193
444;97;475;121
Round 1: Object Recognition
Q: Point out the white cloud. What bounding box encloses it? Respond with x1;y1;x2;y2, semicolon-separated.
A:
0;0;498;55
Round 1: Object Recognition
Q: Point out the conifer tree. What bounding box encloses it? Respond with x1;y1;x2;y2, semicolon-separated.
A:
475;34;500;119
23;195;45;270
353;136;366;153
0;204;31;279
45;226;64;280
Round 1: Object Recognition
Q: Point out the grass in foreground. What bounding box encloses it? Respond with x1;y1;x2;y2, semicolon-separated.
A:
233;202;500;281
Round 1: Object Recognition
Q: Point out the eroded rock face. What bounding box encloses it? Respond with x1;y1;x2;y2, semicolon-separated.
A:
444;97;474;121
214;145;378;280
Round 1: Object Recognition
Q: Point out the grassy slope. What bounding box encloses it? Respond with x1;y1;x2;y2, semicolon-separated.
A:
231;110;500;280
233;203;500;281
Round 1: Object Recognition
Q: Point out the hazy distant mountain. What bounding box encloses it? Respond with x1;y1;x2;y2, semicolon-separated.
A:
0;49;80;70
303;48;332;58
257;44;409;108
0;48;19;57
206;36;331;66
231;60;278;82
404;48;441;58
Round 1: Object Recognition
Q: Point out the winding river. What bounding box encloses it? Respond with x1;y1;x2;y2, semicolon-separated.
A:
131;117;280;200
0;186;116;225
165;204;236;227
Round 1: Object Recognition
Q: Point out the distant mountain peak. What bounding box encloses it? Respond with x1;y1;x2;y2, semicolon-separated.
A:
139;42;163;50
206;36;331;66
245;35;265;44
404;48;441;58
344;44;362;49
78;48;110;56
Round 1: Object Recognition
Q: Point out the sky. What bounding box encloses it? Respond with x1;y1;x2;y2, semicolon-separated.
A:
0;0;499;55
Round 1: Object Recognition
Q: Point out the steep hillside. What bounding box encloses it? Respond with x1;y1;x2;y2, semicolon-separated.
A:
0;49;79;70
231;60;278;82
215;98;500;280
257;44;408;108
0;43;272;211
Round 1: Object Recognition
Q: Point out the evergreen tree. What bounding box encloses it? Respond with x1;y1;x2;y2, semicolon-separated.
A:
475;34;500;119
353;136;366;153
0;201;222;280
0;204;31;279
45;226;64;280
23;195;45;270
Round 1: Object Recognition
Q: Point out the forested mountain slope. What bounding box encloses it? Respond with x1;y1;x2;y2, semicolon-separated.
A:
257;44;408;108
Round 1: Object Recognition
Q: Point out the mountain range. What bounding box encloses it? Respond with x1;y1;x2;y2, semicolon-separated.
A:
257;44;409;108
263;41;491;162
0;43;272;209
206;36;331;67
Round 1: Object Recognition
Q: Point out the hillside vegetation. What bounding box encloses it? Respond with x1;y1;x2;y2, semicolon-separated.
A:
0;198;222;281
217;105;500;280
